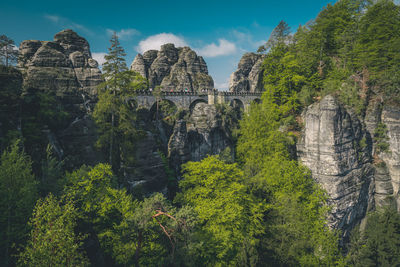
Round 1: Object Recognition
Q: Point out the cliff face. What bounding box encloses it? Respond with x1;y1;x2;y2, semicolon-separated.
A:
168;102;233;172
18;29;103;168
379;106;400;208
229;52;264;92
131;44;214;92
19;29;102;99
297;95;374;237
298;95;400;238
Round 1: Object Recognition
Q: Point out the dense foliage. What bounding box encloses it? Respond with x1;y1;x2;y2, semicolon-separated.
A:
346;207;400;266
1;0;400;266
93;32;147;175
259;0;400;114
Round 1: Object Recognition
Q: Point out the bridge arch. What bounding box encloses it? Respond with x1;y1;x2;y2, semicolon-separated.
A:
189;98;208;113
230;98;245;111
150;99;178;120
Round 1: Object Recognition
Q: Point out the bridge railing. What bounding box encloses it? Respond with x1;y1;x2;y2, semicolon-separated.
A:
134;89;263;97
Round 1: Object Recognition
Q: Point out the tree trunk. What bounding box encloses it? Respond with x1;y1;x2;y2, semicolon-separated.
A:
110;112;114;166
135;231;142;267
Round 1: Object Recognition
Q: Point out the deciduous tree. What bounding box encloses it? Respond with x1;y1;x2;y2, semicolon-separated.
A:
0;141;37;266
18;194;89;267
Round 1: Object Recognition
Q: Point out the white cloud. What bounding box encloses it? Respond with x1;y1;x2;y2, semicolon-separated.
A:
231;30;265;50
43;14;93;36
196;39;237;58
215;80;229;90
137;33;187;53
106;28;140;40
92;52;107;66
44;14;60;23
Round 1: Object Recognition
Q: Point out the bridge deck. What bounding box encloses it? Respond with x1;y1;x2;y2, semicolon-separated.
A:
133;90;263;111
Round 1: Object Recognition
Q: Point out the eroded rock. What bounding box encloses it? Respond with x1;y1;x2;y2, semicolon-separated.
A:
18;29;103;169
19;29;102;99
168;102;232;165
130;44;213;92
297;95;374;238
229;52;264;92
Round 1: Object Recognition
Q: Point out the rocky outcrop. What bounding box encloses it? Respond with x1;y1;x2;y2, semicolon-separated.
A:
168;102;232;169
131;44;213;92
229;52;264;92
379;106;400;209
19;29;102;100
18;29;103;168
297;95;374;237
127;130;168;193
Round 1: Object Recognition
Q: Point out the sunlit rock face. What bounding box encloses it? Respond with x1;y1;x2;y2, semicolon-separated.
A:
19;29;102;98
229;52;264;92
18;29;104;169
297;95;375;238
130;44;214;92
379;106;400;209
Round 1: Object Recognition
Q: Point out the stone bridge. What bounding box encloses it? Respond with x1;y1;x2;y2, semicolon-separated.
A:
132;90;262;112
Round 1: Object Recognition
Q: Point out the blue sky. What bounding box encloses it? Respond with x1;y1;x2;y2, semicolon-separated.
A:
1;0;338;90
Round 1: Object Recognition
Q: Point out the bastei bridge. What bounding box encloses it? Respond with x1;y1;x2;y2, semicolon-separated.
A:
132;90;262;112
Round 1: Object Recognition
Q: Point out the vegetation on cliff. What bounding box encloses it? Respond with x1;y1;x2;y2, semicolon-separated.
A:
1;0;400;266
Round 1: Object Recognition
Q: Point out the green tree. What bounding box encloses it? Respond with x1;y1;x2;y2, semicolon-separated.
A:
93;32;147;175
38;145;64;197
267;20;291;49
98;192;197;266
0;141;37;266
355;0;400;76
63;164;116;224
237;89;295;176
252;156;341;266
237;88;341;265
177;156;265;266
258;20;291;52
0;35;18;67
18;194;89;267
346;207;400;266
64;164;196;266
0;65;23;150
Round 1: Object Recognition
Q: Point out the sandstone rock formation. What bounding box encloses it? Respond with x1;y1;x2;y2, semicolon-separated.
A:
379;106;400;208
18;29;103;168
131;44;213;92
229;52;264;92
19;29;102;99
168;102;233;170
297;95;375;237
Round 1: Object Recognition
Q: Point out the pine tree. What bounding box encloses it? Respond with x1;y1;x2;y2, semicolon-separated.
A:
0;35;18;67
93;32;147;174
